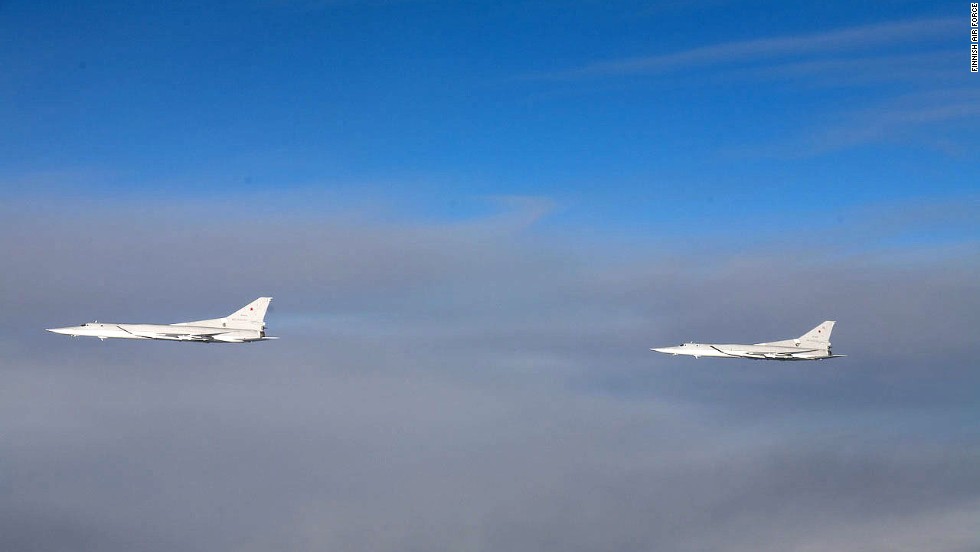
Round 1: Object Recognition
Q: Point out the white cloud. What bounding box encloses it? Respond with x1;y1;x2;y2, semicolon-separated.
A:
538;17;958;79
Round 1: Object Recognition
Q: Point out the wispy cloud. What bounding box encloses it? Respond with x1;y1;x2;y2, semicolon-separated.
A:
747;50;960;87
729;88;980;157
816;102;980;152
537;17;958;79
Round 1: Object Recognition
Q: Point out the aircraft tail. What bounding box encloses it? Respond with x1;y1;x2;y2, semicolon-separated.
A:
799;321;835;345
760;320;836;348
177;297;273;330
225;297;273;330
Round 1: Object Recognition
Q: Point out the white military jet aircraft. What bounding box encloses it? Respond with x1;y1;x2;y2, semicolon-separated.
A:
47;297;277;343
651;321;843;361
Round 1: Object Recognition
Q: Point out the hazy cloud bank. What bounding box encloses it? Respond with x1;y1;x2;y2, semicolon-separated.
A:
1;196;977;551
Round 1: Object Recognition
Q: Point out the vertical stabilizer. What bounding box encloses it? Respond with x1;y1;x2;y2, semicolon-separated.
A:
225;297;273;330
177;297;273;329
799;321;835;345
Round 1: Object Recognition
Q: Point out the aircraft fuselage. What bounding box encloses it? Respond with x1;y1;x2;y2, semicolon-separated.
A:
47;297;276;344
651;342;835;361
651;321;842;361
47;322;267;343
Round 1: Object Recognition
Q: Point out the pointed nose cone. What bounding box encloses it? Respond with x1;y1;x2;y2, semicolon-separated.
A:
47;327;72;335
651;347;671;354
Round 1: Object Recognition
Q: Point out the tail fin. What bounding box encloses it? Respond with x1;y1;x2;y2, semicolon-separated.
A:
799;321;835;345
177;297;273;330
224;297;273;330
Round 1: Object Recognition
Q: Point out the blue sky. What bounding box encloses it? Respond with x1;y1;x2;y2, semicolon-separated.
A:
2;0;975;238
2;3;979;551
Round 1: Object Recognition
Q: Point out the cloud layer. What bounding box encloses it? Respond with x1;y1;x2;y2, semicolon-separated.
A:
1;197;978;552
